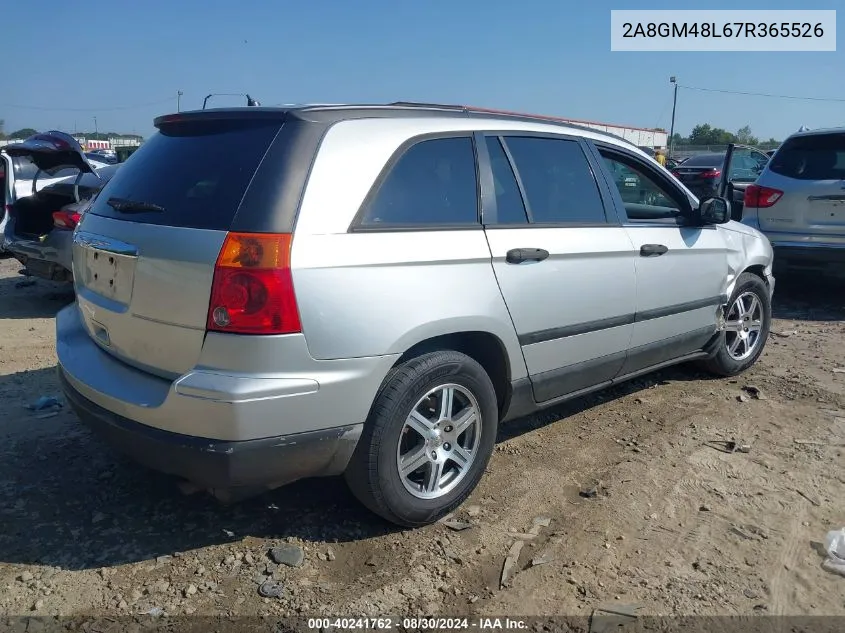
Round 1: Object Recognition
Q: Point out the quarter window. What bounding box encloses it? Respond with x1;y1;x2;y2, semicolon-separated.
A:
503;136;606;224
358;137;479;227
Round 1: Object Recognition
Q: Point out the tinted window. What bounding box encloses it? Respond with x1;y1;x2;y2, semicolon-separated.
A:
769;133;845;181
682;153;724;167
359;137;478;227
728;148;767;182
485;137;527;224
88;119;282;230
601;151;684;221
41;165;120;199
12;157;39;181
503;137;605;224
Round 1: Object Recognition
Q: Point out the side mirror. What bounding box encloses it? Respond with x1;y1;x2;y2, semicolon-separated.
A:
698;197;731;225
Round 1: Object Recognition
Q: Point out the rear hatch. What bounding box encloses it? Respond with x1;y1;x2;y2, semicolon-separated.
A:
756;132;845;237
3;132;104;237
4;131;97;191
73;113;285;378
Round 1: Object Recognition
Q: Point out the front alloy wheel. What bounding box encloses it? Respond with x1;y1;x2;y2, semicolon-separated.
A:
699;272;771;377
724;291;764;361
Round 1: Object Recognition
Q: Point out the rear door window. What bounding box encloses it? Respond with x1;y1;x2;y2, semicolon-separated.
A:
358;136;479;227
87;119;282;230
769;133;845;181
502;136;606;224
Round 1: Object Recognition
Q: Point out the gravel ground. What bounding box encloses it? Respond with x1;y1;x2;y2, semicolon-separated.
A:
0;255;843;620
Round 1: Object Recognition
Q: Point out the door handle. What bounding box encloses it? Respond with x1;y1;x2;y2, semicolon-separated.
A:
506;248;549;264
639;244;668;257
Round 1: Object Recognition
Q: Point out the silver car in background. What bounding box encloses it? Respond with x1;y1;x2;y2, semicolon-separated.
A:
740;128;845;276
2;132;117;280
56;103;775;527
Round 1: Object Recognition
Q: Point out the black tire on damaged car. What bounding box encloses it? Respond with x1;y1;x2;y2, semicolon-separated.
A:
345;350;498;527
699;272;772;377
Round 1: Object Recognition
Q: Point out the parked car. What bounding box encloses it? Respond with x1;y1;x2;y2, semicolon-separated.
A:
6;168;120;281
2;136;111;252
115;145;141;163
85;151;118;165
672;149;770;220
56;103;774;527
740;128;845;276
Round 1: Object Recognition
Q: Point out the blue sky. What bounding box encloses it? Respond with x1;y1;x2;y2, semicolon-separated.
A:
2;0;841;140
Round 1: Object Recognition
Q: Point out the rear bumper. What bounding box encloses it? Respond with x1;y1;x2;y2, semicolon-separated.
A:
772;243;845;269
3;224;73;279
60;366;361;489
56;303;398;487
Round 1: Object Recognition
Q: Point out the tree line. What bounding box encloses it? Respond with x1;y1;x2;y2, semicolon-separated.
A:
0;120;143;141
671;124;779;147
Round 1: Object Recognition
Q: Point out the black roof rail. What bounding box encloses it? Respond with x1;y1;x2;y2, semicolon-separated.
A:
460;105;640;149
387;101;468;111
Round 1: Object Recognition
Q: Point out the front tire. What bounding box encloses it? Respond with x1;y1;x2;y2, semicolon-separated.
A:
700;272;771;377
345;350;498;527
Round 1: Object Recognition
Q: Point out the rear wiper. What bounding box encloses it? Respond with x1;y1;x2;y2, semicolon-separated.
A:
106;197;165;213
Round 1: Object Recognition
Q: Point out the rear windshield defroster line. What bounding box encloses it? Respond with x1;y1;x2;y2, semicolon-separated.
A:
87;119;283;231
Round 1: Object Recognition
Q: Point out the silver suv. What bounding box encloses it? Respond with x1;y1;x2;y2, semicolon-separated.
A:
740;128;845;276
57;104;775;527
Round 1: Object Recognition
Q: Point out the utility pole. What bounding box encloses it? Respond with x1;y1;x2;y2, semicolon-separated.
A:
177;90;183;112
668;76;678;158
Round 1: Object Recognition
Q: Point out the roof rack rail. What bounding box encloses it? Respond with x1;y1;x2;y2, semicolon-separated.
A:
388;101;467;111
461;105;639;148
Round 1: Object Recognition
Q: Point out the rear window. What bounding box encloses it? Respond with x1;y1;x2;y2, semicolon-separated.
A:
12;156;79;181
40;166;120;200
769;133;845;181
88;119;282;230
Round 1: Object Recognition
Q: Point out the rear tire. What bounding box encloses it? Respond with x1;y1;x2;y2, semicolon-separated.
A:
345;350;498;527
699;272;771;377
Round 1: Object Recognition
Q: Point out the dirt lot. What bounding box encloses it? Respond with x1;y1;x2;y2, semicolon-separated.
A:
0;254;843;620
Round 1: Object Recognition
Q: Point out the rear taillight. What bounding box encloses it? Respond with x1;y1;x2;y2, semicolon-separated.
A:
206;232;301;335
671;170;680;178
700;169;722;179
744;184;783;209
52;210;82;230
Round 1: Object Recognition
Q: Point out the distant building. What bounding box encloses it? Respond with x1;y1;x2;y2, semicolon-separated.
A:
468;106;668;149
72;137;143;151
84;139;111;150
557;116;668;149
